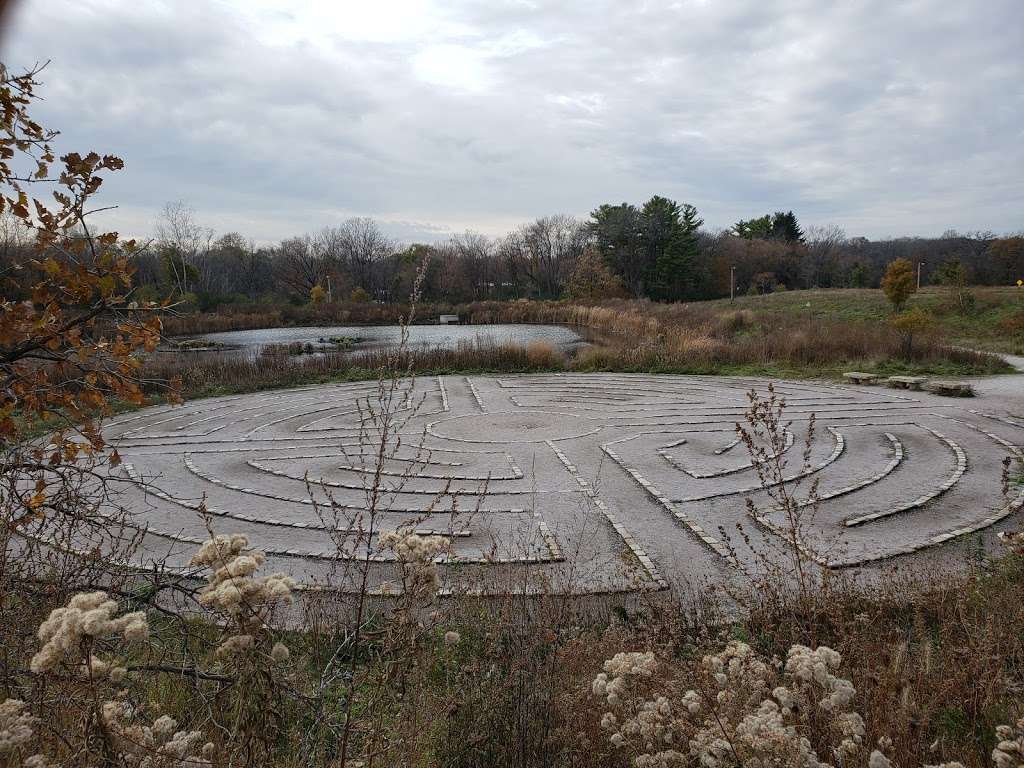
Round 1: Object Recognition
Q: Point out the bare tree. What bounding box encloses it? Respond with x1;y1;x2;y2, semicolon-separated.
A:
337;217;394;299
963;230;997;274
449;231;494;300
274;235;326;298
0;211;32;295
803;224;847;288
155;201;213;296
505;215;589;299
207;232;272;299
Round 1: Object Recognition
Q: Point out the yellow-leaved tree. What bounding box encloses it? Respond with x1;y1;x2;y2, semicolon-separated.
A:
880;257;916;311
1;62;167;535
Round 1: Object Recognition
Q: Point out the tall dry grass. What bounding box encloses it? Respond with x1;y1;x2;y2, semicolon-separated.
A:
141;339;570;398
469;299;1006;373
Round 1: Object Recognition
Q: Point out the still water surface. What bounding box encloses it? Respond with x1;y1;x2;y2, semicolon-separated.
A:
196;324;585;355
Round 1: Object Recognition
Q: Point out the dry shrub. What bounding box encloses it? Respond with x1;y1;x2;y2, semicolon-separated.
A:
574;345;627;371
464;299;1003;373
663;329;724;361
526;340;561;367
997;310;1024;335
159;309;284;336
717;309;755;336
738;562;1024;768
582;642;870;767
387;599;578;767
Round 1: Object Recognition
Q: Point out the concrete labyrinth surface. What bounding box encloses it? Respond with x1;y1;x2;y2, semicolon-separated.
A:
87;373;1024;595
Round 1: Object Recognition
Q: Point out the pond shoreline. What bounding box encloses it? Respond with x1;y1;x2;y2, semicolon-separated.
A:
171;323;589;359
145;297;1009;400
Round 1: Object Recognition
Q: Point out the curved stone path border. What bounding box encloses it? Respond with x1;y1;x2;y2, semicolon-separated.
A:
844;429;966;527
658;429;795;479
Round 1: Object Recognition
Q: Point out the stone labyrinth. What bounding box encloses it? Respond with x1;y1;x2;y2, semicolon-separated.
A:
93;374;1023;594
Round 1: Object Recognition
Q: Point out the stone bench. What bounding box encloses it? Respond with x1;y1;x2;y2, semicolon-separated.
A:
843;372;879;385
887;376;928;390
926;380;974;397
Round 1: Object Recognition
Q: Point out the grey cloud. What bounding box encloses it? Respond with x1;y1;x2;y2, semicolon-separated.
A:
2;0;1021;242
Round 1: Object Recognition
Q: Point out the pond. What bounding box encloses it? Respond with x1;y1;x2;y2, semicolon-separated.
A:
184;324;586;357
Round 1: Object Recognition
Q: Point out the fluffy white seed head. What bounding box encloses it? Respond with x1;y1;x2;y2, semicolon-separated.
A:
30;592;149;675
0;699;37;754
192;536;296;621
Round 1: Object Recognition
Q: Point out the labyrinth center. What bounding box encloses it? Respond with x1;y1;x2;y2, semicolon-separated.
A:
100;373;1024;593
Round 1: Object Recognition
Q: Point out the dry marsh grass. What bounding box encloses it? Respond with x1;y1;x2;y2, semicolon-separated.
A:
475;298;1006;375
158;297;1009;392
146;300;1005;401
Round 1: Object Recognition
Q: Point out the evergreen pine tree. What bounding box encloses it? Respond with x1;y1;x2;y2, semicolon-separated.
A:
587;203;644;295
770;211;804;243
640;196;682;296
736;211;803;243
734;214;773;239
653;202;703;301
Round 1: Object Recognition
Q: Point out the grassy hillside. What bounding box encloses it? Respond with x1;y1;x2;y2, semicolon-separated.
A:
705;286;1024;355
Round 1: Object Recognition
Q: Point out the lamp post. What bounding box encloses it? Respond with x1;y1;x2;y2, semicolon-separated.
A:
917;261;924;291
730;266;736;303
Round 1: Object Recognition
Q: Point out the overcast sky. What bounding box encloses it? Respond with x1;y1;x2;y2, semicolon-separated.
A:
2;0;1021;243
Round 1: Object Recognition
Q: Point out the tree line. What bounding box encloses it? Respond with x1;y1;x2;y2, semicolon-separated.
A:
2;198;1022;309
